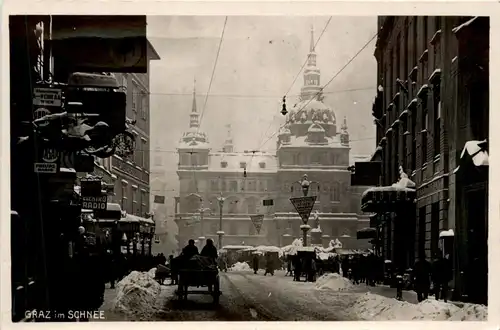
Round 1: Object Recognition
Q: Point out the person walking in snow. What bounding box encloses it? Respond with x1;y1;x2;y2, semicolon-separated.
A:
412;256;432;302
264;253;275;276
432;252;452;302
285;257;293;276
252;253;260;274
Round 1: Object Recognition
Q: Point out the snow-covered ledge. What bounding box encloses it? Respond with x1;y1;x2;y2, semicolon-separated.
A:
452;17;479;34
300;224;311;230
439;229;454;238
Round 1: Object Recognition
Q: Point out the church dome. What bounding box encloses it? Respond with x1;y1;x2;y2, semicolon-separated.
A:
288;99;336;125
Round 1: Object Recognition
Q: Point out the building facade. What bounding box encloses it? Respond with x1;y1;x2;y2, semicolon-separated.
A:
107;70;158;218
174;28;373;250
365;16;488;303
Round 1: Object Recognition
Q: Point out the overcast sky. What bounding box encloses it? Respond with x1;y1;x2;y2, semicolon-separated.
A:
147;15;377;173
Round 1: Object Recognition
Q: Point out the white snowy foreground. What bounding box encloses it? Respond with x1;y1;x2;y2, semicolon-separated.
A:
99;269;487;321
313;274;487;321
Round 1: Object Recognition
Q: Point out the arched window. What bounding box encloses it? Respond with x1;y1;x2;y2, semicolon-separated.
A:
246;198;257;214
185;195;201;213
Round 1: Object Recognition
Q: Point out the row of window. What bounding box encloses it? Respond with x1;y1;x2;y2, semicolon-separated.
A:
208;179;270;192
280;152;346;166
381;17;443;182
119;73;148;121
121;182;148;217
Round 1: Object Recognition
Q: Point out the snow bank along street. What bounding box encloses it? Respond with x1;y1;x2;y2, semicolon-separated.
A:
97;268;487;321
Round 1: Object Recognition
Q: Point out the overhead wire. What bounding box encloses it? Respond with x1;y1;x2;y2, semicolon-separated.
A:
255;17;333;155
188;16;228;206
256;32;379;152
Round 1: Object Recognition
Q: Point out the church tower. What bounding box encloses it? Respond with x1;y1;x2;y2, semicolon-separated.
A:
222;124;234;153
177;79;210;175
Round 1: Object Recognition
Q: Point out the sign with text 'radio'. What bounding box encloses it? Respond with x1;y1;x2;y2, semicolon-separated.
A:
289;196;317;224
82;195;107;210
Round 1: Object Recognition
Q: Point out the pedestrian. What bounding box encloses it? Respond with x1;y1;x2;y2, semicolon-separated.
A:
285;257;293;276
293;255;302;281
252;253;260;274
395;269;404;301
168;255;178;285
412;256;432;302
432;252;452;302
264;253;275;276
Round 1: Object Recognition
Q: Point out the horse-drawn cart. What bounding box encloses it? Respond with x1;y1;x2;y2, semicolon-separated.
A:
173;255;222;304
176;269;221;304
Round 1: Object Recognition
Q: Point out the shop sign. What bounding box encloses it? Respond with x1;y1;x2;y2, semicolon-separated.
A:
82;195;107;210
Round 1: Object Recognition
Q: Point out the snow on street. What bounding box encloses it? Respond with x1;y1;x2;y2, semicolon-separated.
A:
97;269;487;321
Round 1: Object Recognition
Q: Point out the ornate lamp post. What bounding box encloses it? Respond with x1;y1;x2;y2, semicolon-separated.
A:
292;174;320;247
196;203;211;248
216;193;225;249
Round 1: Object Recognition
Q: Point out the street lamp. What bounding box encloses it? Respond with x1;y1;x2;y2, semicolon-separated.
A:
292;174;320;247
196;202;211;247
217;192;225;249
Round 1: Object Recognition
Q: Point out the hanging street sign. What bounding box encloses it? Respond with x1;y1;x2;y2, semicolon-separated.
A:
250;214;264;234
289;196;317;224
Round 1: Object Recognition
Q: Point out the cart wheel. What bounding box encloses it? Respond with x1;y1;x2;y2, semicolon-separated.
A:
213;275;220;304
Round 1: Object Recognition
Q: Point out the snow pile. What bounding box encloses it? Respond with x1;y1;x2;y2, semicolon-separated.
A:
351;292;487;321
111;270;162;318
315;273;353;291
448;303;488;321
230;261;251;272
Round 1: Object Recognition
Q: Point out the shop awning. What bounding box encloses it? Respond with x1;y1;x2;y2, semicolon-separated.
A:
361;166;416;212
357;227;377;239
121;213;155;226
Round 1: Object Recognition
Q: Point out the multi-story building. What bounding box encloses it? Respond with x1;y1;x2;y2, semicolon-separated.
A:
107;68;159;219
174;28;373;250
363;16;488;303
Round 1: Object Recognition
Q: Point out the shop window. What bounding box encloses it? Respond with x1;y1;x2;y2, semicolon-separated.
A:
246;198;257;214
229;181;237;192
221;180;227;192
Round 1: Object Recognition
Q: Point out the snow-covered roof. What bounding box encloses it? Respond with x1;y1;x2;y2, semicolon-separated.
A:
61;167;76;173
222;245;249;250
453;139;488;174
311;227;322;233
207;152;277;173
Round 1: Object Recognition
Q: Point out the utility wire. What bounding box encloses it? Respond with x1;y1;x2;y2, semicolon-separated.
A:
284;17;332;97
257;32;379;152
189;16;228;202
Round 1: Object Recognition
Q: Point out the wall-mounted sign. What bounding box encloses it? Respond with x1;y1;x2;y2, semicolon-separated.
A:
33;87;62;107
82;195;107;210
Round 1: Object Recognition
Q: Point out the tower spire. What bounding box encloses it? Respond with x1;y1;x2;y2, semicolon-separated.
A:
223;124;234;153
300;26;321;101
189;78;199;128
310;25;315;52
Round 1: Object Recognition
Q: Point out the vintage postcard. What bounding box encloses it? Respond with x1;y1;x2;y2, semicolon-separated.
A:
1;0;497;327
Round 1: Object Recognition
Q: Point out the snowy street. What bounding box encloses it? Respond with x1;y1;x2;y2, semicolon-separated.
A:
96;268;487;321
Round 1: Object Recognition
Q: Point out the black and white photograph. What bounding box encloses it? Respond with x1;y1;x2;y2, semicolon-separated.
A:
5;8;491;324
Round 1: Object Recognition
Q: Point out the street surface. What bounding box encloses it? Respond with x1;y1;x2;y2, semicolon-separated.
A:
99;270;421;321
